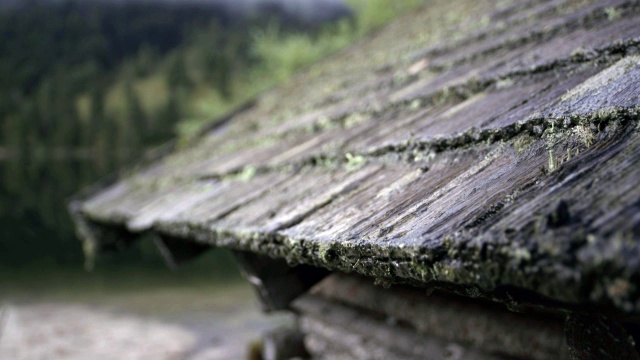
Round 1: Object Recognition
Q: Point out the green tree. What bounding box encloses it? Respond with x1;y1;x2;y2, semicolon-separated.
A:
155;88;182;142
194;24;253;100
166;51;193;90
87;84;107;146
123;76;147;144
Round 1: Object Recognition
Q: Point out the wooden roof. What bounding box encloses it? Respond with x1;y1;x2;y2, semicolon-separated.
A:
72;0;640;316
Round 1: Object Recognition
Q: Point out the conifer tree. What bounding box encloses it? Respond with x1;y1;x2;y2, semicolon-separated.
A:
123;76;147;145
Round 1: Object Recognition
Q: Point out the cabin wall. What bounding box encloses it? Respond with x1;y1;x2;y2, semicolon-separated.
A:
289;273;568;359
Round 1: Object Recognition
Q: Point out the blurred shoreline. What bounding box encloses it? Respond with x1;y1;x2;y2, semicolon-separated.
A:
0;273;289;360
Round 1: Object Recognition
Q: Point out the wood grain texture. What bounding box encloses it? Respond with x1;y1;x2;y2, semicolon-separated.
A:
294;293;503;360
307;273;568;359
72;0;640;315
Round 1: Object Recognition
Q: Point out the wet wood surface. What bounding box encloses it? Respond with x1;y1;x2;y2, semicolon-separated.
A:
74;0;640;315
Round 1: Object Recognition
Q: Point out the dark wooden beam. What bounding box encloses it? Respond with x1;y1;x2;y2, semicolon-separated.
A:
233;251;329;312
153;234;211;270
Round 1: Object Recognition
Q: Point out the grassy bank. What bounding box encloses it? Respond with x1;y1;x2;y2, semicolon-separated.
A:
0;249;247;314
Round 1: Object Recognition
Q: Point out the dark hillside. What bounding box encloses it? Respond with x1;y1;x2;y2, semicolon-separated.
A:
1;1;237;98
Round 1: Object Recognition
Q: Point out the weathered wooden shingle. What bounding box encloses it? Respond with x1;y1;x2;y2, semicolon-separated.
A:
72;0;640;316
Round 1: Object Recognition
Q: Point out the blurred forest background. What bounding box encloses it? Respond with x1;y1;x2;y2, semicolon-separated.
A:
0;0;421;278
